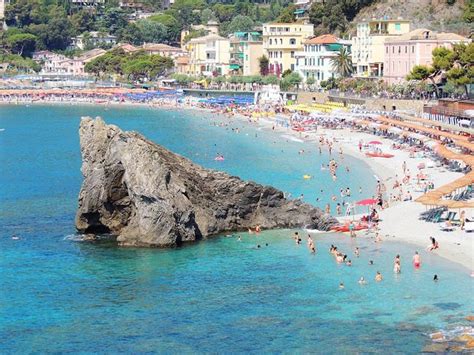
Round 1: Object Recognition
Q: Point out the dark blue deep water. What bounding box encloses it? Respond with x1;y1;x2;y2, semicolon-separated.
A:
0;104;472;353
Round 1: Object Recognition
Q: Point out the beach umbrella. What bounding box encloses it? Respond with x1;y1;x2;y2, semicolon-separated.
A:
441;200;474;209
356;198;377;206
355;198;378;218
368;140;382;145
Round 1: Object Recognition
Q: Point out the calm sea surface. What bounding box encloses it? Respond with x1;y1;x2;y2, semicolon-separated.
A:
0;104;472;353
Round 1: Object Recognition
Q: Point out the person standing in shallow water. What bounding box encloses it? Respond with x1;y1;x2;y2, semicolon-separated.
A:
394;255;401;273
413;251;421;268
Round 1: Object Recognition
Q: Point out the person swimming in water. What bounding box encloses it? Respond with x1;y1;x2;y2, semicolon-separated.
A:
433;274;439;282
358;276;367;285
339;282;345;289
375;271;383;282
354;247;360;257
369;260;374;265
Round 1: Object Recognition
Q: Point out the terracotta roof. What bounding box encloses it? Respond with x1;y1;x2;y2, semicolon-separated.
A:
142;43;184;52
304;34;339;45
76;49;106;61
115;43;139;52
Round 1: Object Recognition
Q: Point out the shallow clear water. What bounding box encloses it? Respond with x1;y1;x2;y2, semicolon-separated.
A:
0;104;472;353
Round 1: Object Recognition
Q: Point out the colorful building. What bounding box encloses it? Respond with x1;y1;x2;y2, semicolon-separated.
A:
352;18;410;78
383;29;469;84
229;32;263;76
295;34;351;84
185;34;230;76
33;49;106;76
262;22;314;75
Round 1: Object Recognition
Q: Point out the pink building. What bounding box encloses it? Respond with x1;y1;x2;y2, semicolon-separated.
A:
383;29;469;84
33;49;106;76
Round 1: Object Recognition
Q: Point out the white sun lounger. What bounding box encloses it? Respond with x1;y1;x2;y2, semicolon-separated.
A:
464;222;474;233
439;222;455;232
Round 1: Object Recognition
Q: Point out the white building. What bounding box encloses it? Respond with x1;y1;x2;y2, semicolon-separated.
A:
1;0;10;29
295;34;351;84
71;32;117;50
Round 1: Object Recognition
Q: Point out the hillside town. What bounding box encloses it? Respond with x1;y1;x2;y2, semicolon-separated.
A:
0;0;472;96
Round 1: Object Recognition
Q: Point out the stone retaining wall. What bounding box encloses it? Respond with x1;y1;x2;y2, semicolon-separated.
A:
296;91;426;114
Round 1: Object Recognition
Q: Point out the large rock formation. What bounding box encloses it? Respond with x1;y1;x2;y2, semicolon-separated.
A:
76;117;336;247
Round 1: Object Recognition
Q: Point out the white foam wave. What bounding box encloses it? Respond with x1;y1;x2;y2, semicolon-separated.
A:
281;134;304;143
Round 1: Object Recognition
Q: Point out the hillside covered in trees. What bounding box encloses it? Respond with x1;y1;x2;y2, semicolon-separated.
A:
0;0;471;72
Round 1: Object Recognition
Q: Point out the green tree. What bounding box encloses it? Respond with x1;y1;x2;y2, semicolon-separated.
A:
171;73;195;85
137;20;167;43
5;0;41;27
70;9;97;35
45;17;73;50
118;23;144;45
463;1;474;23
6;33;38;57
200;9;217;24
258;55;269;76
406;65;433;81
330;46;353;78
276;4;296;23
262;74;279;85
432;47;455;71
168;0;205;29
0;53;41;72
100;7;128;35
308;3;325;28
280;72;301;90
212;4;235;23
182;29;207;44
226;15;254;34
306;76;315;85
149;13;181;41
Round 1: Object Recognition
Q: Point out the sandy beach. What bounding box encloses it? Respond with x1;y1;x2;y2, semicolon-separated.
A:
256;116;472;272
1;96;472;272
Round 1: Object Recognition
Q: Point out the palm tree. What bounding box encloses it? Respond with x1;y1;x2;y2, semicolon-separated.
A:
331;47;353;78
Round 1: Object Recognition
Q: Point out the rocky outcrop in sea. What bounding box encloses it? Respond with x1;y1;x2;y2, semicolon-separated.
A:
75;117;336;247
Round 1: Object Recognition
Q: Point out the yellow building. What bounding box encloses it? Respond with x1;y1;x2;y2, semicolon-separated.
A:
262;22;314;75
351;18;410;77
180;21;220;48
185;34;230;77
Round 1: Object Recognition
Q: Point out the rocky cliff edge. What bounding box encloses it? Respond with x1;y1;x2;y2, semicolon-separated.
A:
75;117;336;247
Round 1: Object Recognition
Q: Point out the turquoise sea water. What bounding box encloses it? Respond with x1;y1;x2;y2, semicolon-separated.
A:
0;104;472;353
